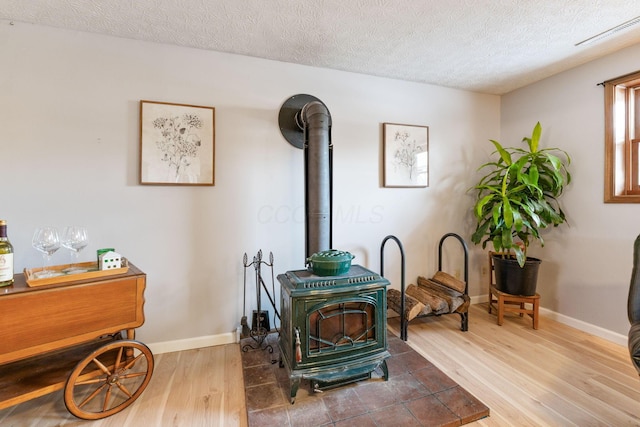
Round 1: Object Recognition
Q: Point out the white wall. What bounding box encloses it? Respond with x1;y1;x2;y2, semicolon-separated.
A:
501;43;640;336
1;20;500;346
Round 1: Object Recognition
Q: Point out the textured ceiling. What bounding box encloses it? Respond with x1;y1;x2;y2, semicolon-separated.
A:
2;0;640;94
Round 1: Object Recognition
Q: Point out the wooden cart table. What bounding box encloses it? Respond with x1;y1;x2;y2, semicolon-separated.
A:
0;262;153;420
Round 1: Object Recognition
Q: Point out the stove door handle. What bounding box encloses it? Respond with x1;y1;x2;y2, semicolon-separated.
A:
294;327;302;363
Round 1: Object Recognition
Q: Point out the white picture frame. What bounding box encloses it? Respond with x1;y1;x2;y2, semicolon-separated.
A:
139;100;215;186
383;123;429;187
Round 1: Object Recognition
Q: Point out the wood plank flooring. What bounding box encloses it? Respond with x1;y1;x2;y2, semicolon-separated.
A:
388;304;640;426
1;303;638;426
0;342;247;427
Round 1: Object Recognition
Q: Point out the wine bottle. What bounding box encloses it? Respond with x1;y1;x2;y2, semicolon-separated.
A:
0;220;14;286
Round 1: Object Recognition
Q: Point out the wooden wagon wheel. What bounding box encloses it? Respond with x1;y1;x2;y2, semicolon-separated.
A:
63;340;154;420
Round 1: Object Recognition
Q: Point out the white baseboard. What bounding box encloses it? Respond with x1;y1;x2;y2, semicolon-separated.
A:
539;307;627;346
147;297;628;354
148;332;237;355
472;294;627;346
470;294;488;305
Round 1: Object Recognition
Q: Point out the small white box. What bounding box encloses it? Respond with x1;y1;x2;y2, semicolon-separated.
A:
99;251;122;270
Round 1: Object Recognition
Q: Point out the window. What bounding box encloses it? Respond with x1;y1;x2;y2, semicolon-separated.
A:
604;70;640;202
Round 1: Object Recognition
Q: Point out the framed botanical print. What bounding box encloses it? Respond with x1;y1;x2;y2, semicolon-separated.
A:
139;100;215;185
383;123;429;187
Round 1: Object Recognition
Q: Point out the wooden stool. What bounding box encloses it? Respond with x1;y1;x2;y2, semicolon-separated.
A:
488;285;540;329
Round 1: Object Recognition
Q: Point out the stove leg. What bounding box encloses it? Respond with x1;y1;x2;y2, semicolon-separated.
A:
380;360;389;381
289;376;301;404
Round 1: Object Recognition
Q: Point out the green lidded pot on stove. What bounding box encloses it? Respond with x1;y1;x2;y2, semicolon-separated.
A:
306;249;355;276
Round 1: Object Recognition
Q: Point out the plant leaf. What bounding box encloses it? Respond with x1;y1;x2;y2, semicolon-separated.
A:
530;122;541;153
475;194;495;218
502;197;513;227
514;247;526;267
490;140;512;165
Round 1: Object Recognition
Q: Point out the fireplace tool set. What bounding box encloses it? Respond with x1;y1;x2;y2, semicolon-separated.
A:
241;250;280;353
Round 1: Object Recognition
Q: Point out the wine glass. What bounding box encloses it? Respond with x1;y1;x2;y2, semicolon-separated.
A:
32;227;62;278
61;226;89;273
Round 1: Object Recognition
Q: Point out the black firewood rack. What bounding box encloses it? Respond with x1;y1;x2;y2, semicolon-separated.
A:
381;233;469;341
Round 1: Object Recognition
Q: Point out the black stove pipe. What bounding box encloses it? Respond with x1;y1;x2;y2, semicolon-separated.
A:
301;101;333;258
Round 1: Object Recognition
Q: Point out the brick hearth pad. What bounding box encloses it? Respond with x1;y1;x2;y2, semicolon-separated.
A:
241;332;489;426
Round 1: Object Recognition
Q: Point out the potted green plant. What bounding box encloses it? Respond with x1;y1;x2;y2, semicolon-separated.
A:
471;122;571;295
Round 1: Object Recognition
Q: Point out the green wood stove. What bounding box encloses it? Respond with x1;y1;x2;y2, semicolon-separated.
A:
277;264;390;403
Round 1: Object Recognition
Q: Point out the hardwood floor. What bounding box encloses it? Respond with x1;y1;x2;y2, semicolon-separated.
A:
0;342;248;427
1;303;638;426
391;304;640;426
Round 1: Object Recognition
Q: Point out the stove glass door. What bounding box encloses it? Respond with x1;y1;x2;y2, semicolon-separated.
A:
303;289;383;362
